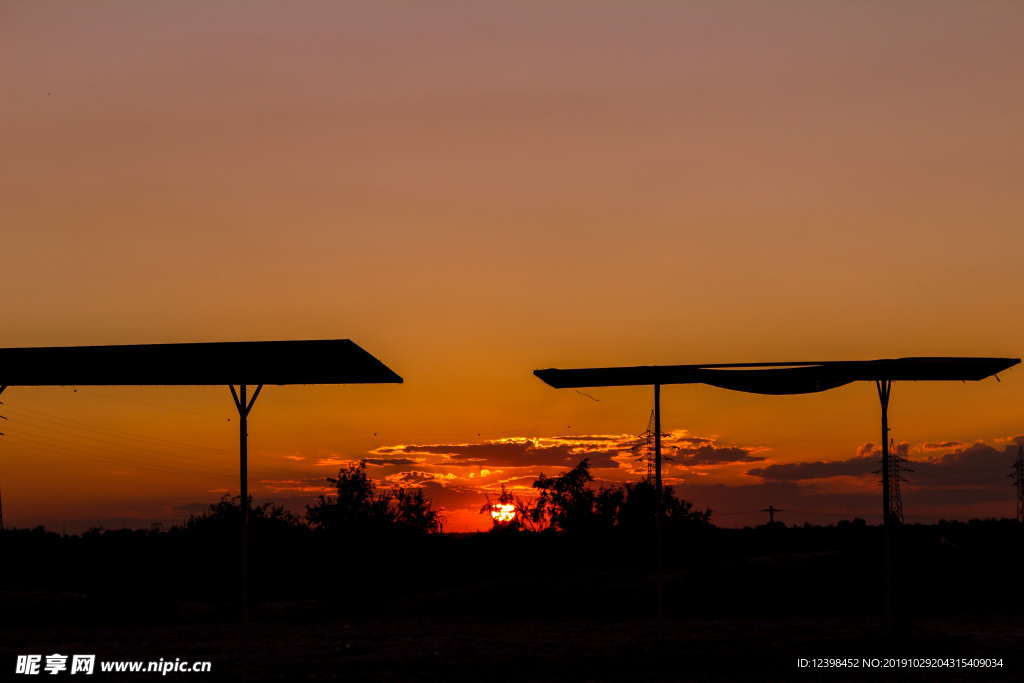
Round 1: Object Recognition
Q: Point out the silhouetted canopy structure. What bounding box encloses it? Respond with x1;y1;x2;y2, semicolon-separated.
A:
0;338;403;624
533;354;1020;625
534;357;1019;394
0;339;403;386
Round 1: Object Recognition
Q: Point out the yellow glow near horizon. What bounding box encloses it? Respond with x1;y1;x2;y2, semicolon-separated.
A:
490;504;517;524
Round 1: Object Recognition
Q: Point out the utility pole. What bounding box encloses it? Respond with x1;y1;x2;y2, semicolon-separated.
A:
761;505;784;524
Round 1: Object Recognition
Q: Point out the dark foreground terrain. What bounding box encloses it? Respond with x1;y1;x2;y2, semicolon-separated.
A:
4;612;1021;681
3;519;1023;680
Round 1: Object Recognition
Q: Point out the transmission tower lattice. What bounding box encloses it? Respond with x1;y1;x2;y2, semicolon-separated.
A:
1011;445;1024;523
887;438;912;524
631;409;657;481
874;436;911;524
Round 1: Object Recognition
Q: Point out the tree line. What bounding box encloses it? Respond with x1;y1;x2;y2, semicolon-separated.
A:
185;458;712;537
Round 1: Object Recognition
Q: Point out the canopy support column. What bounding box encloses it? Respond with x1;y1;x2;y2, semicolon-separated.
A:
876;379;894;633
229;383;263;624
0;386;4;531
653;383;665;618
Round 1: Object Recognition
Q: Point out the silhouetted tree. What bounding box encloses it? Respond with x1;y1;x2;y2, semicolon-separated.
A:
481;484;535;532
183;494;304;537
306;461;441;535
620;479;712;532
531;459;603;533
392;487;442;534
527;459;711;535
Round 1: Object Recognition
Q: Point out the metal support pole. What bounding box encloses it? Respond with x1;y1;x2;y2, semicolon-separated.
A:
876;379;894;632
229;384;262;624
240;385;248;624
654;384;662;494
1015;445;1024;524
1;387;7;531
653;383;665;618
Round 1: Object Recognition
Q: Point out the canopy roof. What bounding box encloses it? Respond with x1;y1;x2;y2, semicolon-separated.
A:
534;357;1019;395
0;340;403;386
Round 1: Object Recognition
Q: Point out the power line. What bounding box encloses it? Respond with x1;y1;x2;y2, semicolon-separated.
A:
1;404;312;479
0;417;318;488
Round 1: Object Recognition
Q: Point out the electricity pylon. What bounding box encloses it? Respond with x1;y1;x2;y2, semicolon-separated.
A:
888;439;912;525
1011;444;1024;523
761;504;784;524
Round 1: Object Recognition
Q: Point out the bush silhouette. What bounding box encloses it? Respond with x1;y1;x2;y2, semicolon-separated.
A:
527;459;712;534
306;460;441;536
182;494;303;537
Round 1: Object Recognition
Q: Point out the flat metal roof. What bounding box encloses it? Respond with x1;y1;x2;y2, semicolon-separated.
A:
534;357;1019;395
0;339;403;386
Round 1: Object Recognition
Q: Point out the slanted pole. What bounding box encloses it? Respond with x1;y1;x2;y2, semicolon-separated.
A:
229;383;263;624
653;383;665;618
876;379;894;632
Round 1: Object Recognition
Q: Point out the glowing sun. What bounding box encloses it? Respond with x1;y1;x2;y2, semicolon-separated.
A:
490;503;516;524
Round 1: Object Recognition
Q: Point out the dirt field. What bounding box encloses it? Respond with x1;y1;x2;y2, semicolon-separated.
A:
5;612;1022;681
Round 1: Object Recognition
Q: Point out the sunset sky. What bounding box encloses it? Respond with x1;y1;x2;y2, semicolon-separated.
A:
3;1;1023;532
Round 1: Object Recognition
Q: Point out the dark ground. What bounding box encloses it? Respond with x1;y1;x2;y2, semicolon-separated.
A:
3;520;1023;681
5;613;1022;681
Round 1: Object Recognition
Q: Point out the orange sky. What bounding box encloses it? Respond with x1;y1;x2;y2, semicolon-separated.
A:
2;1;1023;531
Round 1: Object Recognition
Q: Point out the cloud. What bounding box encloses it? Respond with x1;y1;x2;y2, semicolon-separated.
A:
381;440;618;467
312;456;421;468
386;471;437;485
747;456;877;481
675;444;765;465
745;440;1023;512
675;436;715;446
257;477;335;493
911;442;1020;487
922;441;965;451
314;456;357;467
418;481;486;510
748;441;911;481
494;474;542;489
363;457;420;466
384;470;456;485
